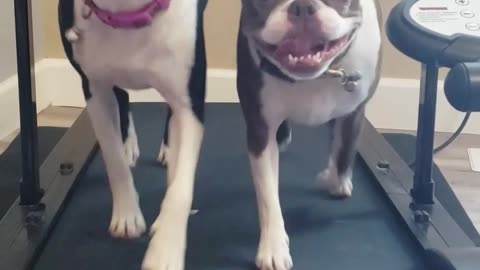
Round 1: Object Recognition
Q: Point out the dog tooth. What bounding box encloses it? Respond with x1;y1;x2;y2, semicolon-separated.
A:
288;54;294;61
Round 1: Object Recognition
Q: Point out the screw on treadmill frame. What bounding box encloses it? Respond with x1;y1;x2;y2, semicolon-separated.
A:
414;210;431;224
24;203;46;226
376;160;391;171
60;162;74;176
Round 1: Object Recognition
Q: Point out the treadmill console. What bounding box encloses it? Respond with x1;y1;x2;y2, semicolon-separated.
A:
410;0;480;38
387;0;480;67
387;0;480;112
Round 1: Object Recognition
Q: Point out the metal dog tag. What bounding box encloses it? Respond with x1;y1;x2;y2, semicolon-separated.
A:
325;69;362;92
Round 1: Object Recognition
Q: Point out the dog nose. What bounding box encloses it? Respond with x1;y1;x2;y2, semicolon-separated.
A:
288;0;319;18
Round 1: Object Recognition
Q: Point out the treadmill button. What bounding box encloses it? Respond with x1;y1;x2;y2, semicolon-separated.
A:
456;0;469;6
466;22;480;31
461;10;475;18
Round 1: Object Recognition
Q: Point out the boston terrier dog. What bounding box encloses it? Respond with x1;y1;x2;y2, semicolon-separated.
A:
58;0;208;269
236;0;382;269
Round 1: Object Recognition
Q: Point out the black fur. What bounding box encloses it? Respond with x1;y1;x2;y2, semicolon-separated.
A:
276;120;291;146
237;30;269;157
161;0;208;151
186;0;208;123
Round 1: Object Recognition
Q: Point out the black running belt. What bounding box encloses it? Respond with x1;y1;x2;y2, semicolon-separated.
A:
33;103;430;270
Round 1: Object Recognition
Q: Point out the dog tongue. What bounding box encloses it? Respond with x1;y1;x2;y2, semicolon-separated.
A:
274;38;312;58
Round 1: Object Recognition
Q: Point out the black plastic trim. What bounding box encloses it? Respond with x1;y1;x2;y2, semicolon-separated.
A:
0;111;97;270
359;120;480;270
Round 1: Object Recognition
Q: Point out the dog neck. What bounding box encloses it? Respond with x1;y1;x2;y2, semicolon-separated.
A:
84;0;171;28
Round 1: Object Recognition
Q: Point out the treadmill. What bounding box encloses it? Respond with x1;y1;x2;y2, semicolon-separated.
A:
1;0;479;269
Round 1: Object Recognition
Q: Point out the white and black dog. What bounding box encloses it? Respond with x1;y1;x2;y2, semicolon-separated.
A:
59;0;208;269
237;0;382;269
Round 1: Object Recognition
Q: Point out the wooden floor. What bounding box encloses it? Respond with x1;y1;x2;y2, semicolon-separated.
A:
1;106;479;232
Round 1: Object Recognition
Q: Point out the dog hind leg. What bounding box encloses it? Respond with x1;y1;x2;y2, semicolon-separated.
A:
158;106;172;167
276;120;292;152
114;87;140;167
318;104;366;198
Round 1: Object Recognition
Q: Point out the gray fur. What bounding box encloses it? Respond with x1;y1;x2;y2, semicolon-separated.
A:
237;28;269;156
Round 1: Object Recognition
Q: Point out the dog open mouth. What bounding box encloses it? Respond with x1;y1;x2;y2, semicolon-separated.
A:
260;33;353;75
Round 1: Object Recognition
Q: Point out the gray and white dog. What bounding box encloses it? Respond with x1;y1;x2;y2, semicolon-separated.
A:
59;0;208;269
237;0;382;269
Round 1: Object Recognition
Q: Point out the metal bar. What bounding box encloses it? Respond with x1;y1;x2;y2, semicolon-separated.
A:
411;64;439;207
14;0;42;206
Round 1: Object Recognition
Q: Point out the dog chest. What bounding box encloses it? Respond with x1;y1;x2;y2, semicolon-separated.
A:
260;75;368;126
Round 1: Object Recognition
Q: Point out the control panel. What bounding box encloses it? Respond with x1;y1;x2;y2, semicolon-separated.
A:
410;0;480;37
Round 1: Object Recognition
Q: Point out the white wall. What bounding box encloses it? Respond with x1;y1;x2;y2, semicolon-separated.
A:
0;1;45;138
0;1;44;80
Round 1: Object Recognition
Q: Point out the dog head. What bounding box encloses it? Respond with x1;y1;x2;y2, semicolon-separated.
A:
241;0;363;80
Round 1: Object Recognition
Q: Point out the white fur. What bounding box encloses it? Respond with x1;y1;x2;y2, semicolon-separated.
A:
249;135;293;270
248;1;381;269
69;1;203;269
143;109;204;270
86;86;146;239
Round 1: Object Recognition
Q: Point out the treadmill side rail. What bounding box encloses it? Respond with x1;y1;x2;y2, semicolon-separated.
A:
0;111;97;270
358;120;480;270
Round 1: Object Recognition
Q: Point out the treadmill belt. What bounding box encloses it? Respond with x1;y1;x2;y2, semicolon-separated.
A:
34;103;430;270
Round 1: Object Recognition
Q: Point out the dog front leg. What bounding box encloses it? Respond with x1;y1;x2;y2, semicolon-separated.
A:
319;104;366;198
86;83;146;238
143;107;204;270
248;123;293;270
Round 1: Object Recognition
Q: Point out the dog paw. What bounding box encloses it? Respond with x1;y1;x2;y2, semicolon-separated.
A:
142;213;186;270
109;194;146;239
124;134;140;167
157;141;168;167
256;229;293;270
318;169;353;198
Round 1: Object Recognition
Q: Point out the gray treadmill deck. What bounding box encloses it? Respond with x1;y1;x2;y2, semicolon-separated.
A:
33;104;430;270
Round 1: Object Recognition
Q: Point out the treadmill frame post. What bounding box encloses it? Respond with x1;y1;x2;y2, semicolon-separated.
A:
14;0;43;206
411;64;438;208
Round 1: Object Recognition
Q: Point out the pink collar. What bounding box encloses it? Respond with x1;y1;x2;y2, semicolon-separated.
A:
84;0;171;29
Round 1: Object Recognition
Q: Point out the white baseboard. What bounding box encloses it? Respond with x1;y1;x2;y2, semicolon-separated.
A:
2;58;479;139
0;61;54;139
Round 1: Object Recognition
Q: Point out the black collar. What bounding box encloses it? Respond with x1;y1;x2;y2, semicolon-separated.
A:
259;54;297;83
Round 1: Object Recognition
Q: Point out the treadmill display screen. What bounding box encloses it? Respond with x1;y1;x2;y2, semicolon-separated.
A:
409;0;480;37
